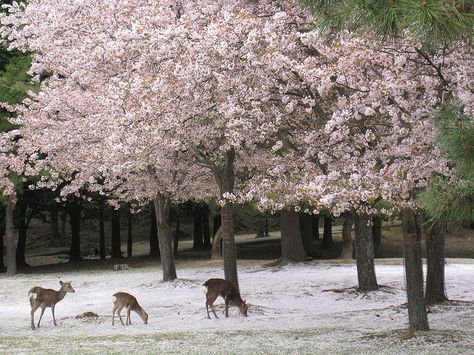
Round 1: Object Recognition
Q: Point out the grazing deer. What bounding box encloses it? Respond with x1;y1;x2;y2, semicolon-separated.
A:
112;292;148;326
28;281;75;330
203;278;248;319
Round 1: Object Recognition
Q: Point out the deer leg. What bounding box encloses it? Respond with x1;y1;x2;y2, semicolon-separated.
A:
224;295;230;318
37;307;46;328
30;305;38;330
52;304;57;326
112;306;116;326
126;308;131;325
117;306;125;326
206;293;219;319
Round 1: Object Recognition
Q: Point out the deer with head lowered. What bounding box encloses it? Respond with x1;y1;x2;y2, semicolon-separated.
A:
203;278;248;319
28;281;75;330
112;292;148;326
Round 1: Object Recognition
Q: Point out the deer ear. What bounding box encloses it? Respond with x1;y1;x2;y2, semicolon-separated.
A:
60;281;64;286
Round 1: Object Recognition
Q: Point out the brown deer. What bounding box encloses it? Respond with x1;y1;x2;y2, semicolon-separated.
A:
28;281;75;330
112;292;148;326
203;278;248;319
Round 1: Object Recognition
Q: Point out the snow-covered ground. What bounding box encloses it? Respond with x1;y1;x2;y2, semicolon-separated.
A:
0;259;473;354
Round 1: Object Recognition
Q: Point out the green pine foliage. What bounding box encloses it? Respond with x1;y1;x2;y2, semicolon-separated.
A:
301;0;474;47
0;50;36;132
419;107;474;225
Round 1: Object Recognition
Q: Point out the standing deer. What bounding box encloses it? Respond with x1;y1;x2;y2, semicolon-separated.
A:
203;278;248;319
112;292;148;326
28;281;75;330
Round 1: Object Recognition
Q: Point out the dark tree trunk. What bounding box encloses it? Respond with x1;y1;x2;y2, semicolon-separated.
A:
193;206;204;250
372;216;382;257
60;213;67;246
401;208;430;331
154;195;177;281
0;204;5;272
322;215;334;249
203;206;211;250
216;149;239;291
98;201;106;260
312;215;320;240
149;203;159;258
127;212;133;258
340;214;354;259
280;210;307;263
425;220;448;305
50;203;60;246
299;213;314;256
5;200;16;275
110;208;123;259
354;213;378;291
15;198;29;268
68;200;82;262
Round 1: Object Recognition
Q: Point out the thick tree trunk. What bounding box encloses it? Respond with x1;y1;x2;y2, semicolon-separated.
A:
312;214;320;240
299;213;314;256
340;214;354;259
15;199;29;268
0;204;5;272
280;209;307;263
354;213;378;291
192;206;204;250
425;220;448;305
68;200;82;262
217;149;239;291
98;201;106;260
149;203;159;258
110;208;123;259
5;200;16;275
322;215;334;249
203;206;211;250
60;213;67;246
154;195;177;281
401;208;430;331
127;212;133;258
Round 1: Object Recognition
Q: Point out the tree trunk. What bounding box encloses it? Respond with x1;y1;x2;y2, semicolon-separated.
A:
280;209;307;263
322;215;334;249
340;214;354;259
203;206;211;250
50;203;60;246
401;208;430;331
110;208;123;259
0;204;5;272
354;213;378;291
15;198;29;268
68;200;82;262
312;214;320;240
154;195;177;281
192;206;204;250
299;213;314;256
149;203;159;258
127;212;133;258
425;220;448;305
217;149;239;291
98;201;106;260
5;200;16;275
211;226;223;260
